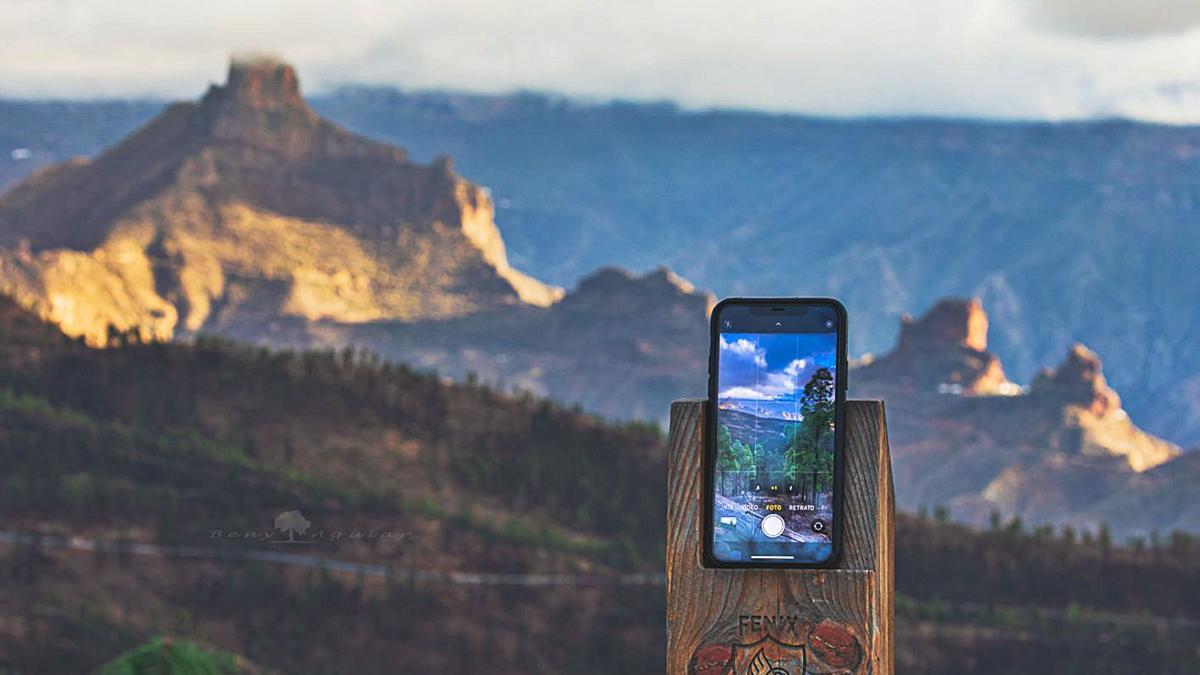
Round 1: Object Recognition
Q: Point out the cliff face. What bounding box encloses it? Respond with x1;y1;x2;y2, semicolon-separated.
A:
231;265;716;422
1030;343;1121;417
0;56;713;422
853;298;1181;537
857;298;1014;395
0;57;561;345
305;91;1200;450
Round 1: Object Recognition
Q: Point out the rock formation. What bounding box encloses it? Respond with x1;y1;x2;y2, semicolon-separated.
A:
276;265;715;422
857;297;1015;395
1030;343;1121;417
852;298;1181;537
0;56;561;345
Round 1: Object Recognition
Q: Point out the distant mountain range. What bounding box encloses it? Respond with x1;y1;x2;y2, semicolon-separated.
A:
0;58;711;422
853;298;1186;539
715;407;794;454
9;82;1196;446
0;58;1195;540
311;91;1200;451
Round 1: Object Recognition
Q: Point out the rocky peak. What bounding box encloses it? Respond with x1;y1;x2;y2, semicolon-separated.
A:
560;266;714;316
203;56;310;115
1032;344;1122;416
0;56;561;344
897;297;989;353
857;297;1012;395
196;56;325;154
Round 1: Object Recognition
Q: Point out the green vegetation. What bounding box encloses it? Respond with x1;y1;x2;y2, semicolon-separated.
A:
0;386;629;562
715;367;836;500
3;297;1200;674
0;299;664;569
714;423;755;494
782;367;835;497
897;510;1200;618
99;638;240;675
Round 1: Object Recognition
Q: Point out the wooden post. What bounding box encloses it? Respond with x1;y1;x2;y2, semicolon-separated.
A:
667;399;894;675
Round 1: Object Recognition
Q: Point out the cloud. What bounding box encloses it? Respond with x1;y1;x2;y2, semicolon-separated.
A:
783;359;809;377
761;358;822;396
720;336;766;367
1026;0;1200;37
721;371;809;402
723;359;811;400
761;371;801;398
1;0;1199;122
719;335;835;403
719;386;772;401
758;375;797;399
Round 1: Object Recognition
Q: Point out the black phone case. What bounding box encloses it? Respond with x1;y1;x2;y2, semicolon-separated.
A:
701;297;848;569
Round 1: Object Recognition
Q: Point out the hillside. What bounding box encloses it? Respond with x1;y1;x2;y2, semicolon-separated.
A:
1;297;1199;674
0;59;715;423
310;90;1200;449
0;293;665;573
262;265;714;421
0;57;560;349
7;515;1200;674
0;58;1195;541
5;87;1200;446
853;298;1184;538
714;407;793;454
0;294;670;673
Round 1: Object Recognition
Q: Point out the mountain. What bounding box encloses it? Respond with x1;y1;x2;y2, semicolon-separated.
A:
852;298;1016;396
4;78;1199;447
265;265;713;421
0;57;561;348
0;58;718;422
853;298;1183;538
0;58;1195;541
305;90;1200;449
1077;450;1200;537
3;297;1199;674
715;407;794;454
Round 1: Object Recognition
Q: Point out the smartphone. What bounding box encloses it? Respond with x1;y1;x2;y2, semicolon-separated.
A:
703;298;847;568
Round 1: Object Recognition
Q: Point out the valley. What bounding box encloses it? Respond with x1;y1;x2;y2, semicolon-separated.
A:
1;298;1198;673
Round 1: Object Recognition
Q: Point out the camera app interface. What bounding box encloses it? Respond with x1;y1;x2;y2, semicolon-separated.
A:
712;308;837;564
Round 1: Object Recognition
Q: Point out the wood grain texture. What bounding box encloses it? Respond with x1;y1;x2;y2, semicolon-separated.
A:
667;399;894;675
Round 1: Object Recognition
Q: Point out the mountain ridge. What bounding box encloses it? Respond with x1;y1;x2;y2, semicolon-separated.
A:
4;83;1199;444
0;59;1195;540
0;57;717;422
854;298;1182;538
233;264;715;421
304;87;1200;448
0;57;562;346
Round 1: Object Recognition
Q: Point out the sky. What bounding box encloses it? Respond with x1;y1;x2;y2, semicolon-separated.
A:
718;333;836;419
2;0;1199;123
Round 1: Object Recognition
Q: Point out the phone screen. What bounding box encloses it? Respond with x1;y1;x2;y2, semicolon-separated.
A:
708;300;843;566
